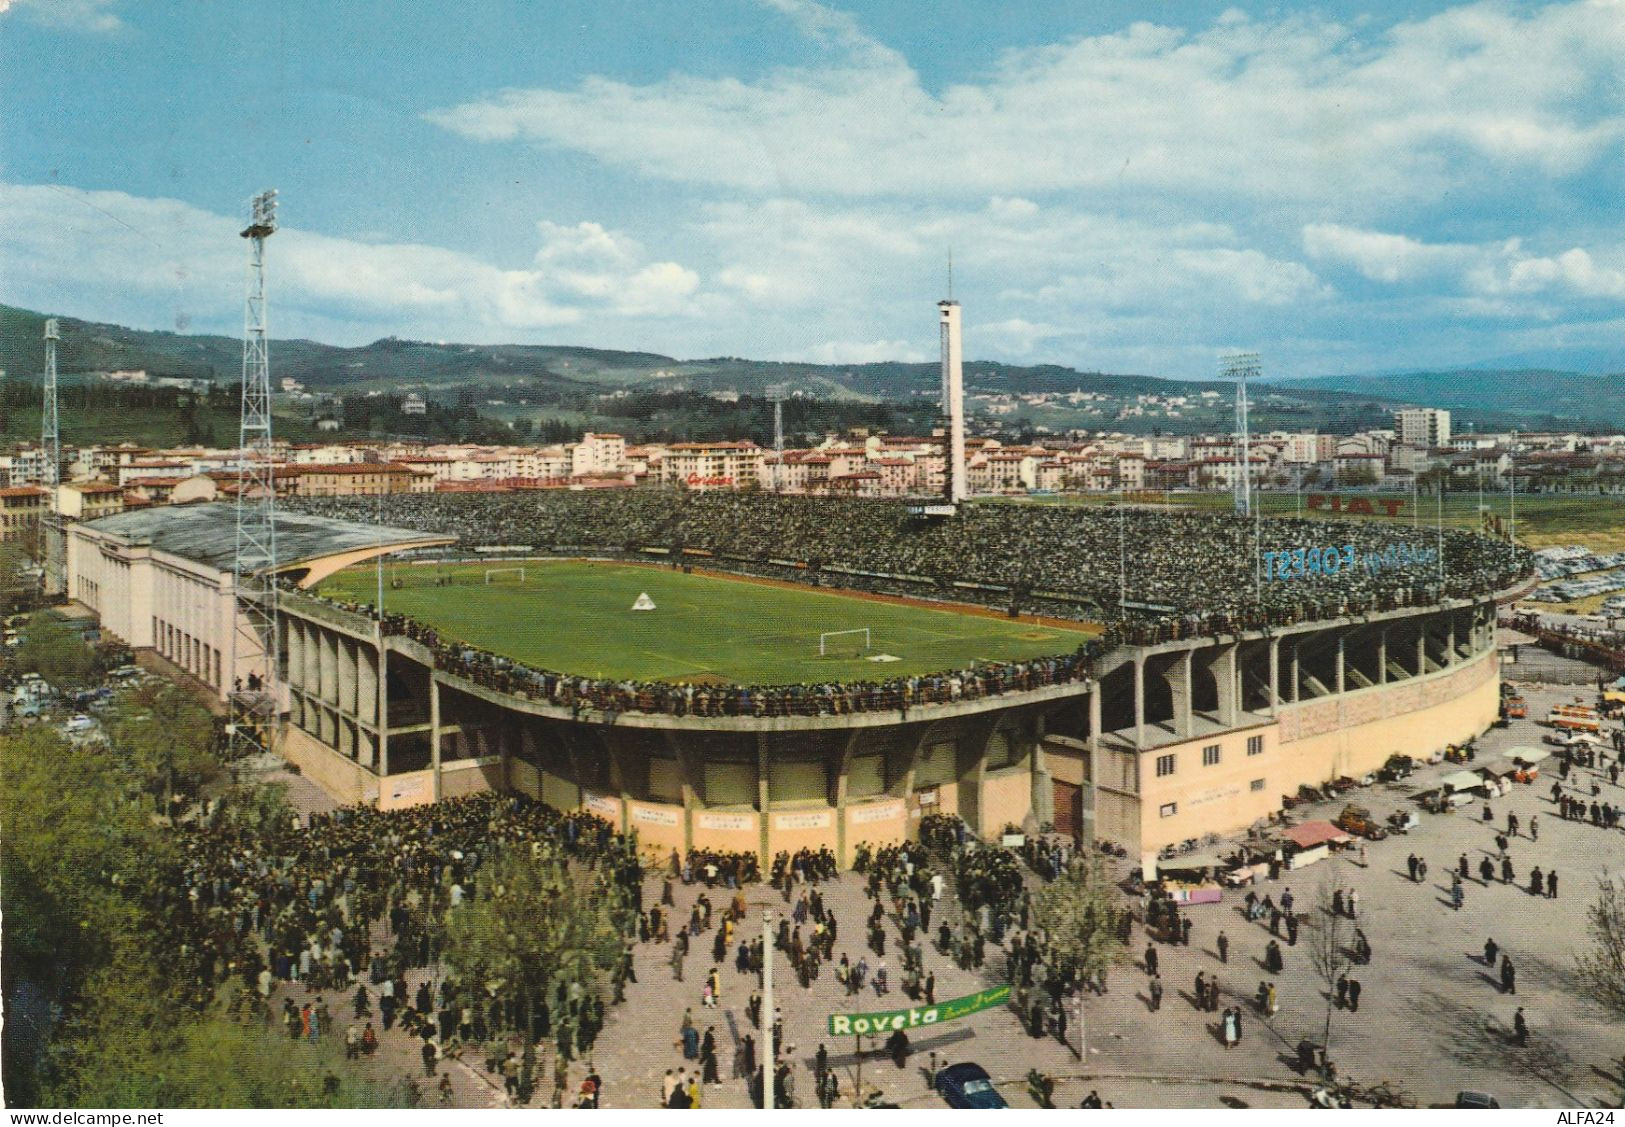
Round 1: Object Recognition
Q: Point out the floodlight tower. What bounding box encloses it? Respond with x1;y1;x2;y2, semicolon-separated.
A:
231;189;280;756
41;319;60;488
939;299;967;504
1221;352;1260;517
39;318;66;595
766;383;789;493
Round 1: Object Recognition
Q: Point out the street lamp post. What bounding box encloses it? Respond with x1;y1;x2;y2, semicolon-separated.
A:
762;908;774;1109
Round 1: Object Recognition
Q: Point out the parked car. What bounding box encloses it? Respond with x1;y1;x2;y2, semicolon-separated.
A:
936;1063;1008;1109
1454;1091;1501;1109
1336;804;1387;840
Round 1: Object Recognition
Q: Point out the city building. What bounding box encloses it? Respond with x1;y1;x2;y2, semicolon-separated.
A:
1395;407;1452;449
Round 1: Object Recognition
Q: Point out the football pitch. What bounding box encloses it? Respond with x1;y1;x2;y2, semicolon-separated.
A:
319;560;1097;685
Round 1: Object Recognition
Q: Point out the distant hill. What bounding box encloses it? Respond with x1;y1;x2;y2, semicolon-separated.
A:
3;303;1619;431
1269;369;1624;428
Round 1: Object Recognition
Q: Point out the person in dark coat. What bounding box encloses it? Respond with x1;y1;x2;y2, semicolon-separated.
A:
1346;979;1361;1013
1501;957;1517;995
1513;1007;1528;1046
1145;944;1159;976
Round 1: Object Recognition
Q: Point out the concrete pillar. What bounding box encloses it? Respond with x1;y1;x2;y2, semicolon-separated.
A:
304;621;320;701
1268;636;1281;716
963;717;999;840
1335;633;1346;695
1214;644;1239;726
1029;715;1053;827
756;733;771;865
285;620;302;692
377;638;389;779
358;643;377;723
322;631;339;706
833;731;861;869
1447;616;1458;664
429;676;442;803
1133;656;1146;747
665;732;696;856
1290;640;1301;703
1087;686;1103;842
339;638;357;718
1417;628;1427;677
1167;651;1193;736
1377;628;1388;685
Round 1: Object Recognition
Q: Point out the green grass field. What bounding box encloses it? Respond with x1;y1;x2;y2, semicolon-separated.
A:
320;560;1097;685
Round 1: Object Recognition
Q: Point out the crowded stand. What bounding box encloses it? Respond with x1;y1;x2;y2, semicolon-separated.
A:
292;492;1532;625
283;493;1531;718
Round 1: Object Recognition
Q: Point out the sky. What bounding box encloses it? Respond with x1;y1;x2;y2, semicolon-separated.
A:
1;0;1622;379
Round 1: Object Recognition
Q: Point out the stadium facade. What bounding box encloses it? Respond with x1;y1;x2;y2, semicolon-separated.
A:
69;503;1506;865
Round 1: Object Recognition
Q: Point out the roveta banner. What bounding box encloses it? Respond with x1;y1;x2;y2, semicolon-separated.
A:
827;985;1011;1035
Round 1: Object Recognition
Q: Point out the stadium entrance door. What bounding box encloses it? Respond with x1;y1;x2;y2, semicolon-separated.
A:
1053;780;1082;841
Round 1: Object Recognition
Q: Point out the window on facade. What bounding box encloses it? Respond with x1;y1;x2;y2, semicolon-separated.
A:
1247;734;1264;756
1155;753;1176;778
1250;778;1266;792
1159;802;1178;818
1203;744;1221;766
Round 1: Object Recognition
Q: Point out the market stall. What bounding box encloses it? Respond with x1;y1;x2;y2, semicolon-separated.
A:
1279;821;1351;868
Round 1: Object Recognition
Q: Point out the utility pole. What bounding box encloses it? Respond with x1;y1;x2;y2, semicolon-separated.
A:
230;189;280;758
762;908;775;1109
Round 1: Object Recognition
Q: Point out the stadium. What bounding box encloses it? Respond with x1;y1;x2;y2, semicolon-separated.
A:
68;492;1531;865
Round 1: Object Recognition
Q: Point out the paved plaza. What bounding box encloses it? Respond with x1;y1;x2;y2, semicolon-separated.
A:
255;666;1624;1110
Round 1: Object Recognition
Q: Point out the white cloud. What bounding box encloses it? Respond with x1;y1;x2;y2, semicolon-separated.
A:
4;0;122;32
1304;222;1625;301
975;318;1074;357
800;339;928;364
0;183;711;342
1302;223;1475;283
424;1;1625;208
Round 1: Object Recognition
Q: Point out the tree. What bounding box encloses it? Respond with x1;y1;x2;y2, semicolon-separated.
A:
1576;876;1625;1019
1030;852;1124;1059
2;726;165;1105
1306;880;1354;1073
108;680;219;820
0;542;38;616
14;614;98;689
443;843;626;1099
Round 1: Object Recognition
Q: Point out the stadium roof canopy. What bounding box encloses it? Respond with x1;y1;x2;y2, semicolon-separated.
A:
81;502;454;587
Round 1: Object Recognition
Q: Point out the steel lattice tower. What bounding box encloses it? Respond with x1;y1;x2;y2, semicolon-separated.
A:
41;318;60;488
1221;352;1260;517
766;382;789;492
231;189;280;755
39;318;65;595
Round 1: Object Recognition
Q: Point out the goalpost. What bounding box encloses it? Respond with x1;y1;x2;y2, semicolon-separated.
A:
818;627;871;656
483;566;526;585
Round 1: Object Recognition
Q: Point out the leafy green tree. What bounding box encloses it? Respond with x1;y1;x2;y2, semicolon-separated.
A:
443;843;625;1097
1030;852;1124;1059
2;726;162;1105
14;614;98;688
0;542;38;616
55;983;409;1109
108;680;219;820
